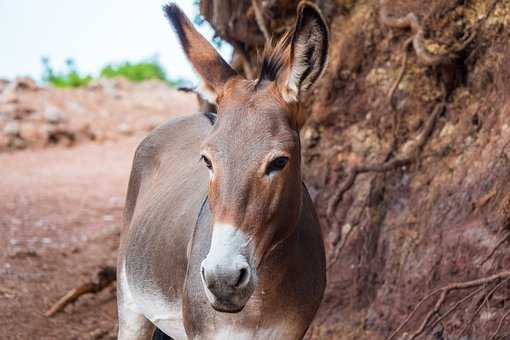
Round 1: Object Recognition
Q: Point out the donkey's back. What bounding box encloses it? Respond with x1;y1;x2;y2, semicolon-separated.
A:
118;113;212;339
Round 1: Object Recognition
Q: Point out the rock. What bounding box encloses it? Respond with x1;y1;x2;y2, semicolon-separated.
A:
0;77;37;104
65;100;85;113
11;137;26;149
13;77;38;91
15;104;36;118
0;79;9;93
430;323;444;340
0;87;18;104
0;103;18;118
88;78;117;95
0;133;9;149
3;121;20;136
43;107;65;124
19;122;40;141
143;116;164;131
117;122;133;135
40;123;56;136
302;126;320;147
8;249;39;259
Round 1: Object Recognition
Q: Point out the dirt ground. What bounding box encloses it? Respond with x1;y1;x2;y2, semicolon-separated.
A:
0;80;197;339
0;136;140;339
0;136;139;339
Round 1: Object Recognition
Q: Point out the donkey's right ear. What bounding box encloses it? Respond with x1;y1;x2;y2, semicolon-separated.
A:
164;4;237;101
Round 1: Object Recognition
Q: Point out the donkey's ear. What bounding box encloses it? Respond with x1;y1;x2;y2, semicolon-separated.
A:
164;4;236;101
282;1;329;103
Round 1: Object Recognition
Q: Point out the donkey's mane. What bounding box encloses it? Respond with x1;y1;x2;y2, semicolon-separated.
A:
256;31;292;86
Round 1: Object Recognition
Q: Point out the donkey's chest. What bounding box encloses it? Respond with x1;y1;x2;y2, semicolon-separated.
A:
125;273;187;339
196;325;294;340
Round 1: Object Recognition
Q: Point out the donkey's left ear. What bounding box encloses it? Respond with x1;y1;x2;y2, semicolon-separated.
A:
283;1;329;103
164;3;237;102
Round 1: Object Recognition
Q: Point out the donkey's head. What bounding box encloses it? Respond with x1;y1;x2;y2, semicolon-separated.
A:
164;2;328;313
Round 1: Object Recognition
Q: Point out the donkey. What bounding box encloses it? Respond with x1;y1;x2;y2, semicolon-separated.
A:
117;2;329;339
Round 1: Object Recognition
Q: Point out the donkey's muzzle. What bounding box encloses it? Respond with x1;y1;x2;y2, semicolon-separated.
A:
200;254;255;312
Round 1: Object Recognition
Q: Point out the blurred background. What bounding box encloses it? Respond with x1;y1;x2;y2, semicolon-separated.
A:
0;0;232;83
1;0;510;339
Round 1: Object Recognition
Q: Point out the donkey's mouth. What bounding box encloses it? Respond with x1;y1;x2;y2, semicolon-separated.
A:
210;300;246;313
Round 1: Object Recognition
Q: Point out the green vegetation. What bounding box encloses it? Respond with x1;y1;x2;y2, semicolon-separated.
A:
42;58;92;88
41;57;184;88
100;58;166;82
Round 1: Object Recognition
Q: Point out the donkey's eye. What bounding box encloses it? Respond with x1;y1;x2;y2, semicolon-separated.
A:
201;155;213;170
266;156;289;175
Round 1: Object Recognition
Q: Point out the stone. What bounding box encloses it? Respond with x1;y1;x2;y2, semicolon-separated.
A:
0;87;17;104
117;122;133;135
3;121;20;136
19;122;39;141
13;77;38;91
43;107;65;124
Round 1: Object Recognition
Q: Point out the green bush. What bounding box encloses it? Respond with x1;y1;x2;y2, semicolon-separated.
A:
42;58;92;88
41;57;184;88
100;58;168;83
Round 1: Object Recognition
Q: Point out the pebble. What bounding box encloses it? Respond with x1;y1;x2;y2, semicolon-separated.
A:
117;122;132;135
43;107;65;124
3;121;20;135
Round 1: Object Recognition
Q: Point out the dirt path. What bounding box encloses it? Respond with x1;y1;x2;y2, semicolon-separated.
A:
0;136;146;339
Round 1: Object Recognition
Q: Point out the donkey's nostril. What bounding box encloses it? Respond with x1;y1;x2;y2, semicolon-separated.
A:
201;256;252;293
201;266;213;289
234;266;250;289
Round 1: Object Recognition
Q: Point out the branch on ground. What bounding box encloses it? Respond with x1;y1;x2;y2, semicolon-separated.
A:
45;266;116;317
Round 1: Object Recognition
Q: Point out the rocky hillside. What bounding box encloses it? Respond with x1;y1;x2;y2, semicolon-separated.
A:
0;77;195;152
201;0;510;338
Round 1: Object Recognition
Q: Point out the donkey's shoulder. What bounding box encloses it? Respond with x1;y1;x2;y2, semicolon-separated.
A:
134;112;214;164
124;112;212;225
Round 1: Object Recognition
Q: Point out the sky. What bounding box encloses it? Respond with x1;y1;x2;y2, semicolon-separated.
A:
0;0;232;84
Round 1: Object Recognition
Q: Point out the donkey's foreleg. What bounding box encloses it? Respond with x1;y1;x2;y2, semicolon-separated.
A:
117;261;155;340
117;308;155;340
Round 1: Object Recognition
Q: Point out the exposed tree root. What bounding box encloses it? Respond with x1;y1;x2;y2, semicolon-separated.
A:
388;37;412;111
483;0;503;26
326;196;367;270
479;231;510;266
380;0;500;68
426;286;484;334
379;0;497;128
458;277;510;336
45;266;116;317
490;309;510;340
386;270;510;340
327;100;444;218
379;0;451;66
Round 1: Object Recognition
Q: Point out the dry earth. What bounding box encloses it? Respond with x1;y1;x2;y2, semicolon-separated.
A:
0;79;196;340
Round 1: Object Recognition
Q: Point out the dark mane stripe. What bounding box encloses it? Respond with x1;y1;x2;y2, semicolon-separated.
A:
256;32;292;85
